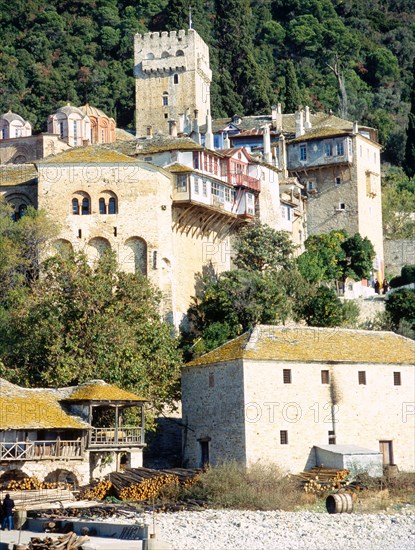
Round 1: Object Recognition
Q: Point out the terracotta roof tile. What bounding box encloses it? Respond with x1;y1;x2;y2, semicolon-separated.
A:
185;326;415;367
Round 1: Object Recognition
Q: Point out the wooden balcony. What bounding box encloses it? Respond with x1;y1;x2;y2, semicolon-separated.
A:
0;440;83;461
232;173;261;192
88;426;144;449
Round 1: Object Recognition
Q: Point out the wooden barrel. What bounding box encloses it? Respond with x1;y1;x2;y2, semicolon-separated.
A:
326;493;353;514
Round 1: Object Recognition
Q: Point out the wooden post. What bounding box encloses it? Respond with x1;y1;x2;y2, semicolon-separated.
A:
114;405;119;444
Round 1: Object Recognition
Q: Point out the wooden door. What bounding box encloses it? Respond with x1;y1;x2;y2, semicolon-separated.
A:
379;441;393;465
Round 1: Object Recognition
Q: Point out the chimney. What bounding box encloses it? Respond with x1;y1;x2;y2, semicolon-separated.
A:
223;133;231;148
146;125;153;139
205;110;214;150
304;106;312;130
178;113;185;133
279;134;288;178
263;124;271;164
272;103;283;132
353;121;359;134
168;120;177;137
295;109;304;138
192;109;201;144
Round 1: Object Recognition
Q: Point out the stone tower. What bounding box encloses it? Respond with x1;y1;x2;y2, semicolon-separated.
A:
134;29;212;137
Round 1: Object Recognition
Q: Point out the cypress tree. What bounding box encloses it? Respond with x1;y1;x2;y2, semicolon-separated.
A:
214;0;273;116
284;59;302;113
164;0;212;44
404;58;415;178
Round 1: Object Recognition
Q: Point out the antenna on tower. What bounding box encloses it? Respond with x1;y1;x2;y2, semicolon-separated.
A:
189;6;193;29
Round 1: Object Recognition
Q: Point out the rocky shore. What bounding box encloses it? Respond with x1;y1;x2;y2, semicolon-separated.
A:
156;508;415;550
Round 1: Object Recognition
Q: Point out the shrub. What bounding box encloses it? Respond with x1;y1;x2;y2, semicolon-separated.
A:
184;461;308;511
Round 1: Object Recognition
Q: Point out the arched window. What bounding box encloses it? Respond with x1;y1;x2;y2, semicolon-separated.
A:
173;74;179;84
18;204;27;218
99;197;106;215
176;50;184;56
145;52;155;60
81;197;90;215
72;198;79;215
161;51;169;58
162;92;168;106
108;197;117;214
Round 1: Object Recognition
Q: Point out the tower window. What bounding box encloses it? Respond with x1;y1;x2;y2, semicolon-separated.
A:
99;198;106;215
72;198;79;215
162;93;169;106
108;197;117;214
335;177;341;185
73;120;78;146
59;122;64;139
81;197;90;215
280;431;288;445
173;74;179;84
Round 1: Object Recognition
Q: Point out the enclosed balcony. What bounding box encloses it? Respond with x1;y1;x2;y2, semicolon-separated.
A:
0;439;84;461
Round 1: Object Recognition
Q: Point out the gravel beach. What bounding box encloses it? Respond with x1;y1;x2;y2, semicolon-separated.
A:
155;508;415;550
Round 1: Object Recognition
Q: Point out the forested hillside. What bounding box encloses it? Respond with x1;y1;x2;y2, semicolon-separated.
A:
1;0;414;164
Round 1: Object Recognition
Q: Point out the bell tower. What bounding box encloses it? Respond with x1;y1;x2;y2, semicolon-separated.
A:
134;29;212;137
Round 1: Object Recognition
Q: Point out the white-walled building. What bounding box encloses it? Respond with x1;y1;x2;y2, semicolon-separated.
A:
182;326;415;473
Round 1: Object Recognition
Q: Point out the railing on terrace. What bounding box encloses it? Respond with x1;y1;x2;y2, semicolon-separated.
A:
0;440;83;461
89;426;144;447
232;173;261;192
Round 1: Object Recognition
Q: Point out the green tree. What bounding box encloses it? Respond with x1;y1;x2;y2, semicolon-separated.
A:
404;58;415;178
301;286;351;327
233;223;295;271
385;288;415;331
0;252;182;415
284;59;302;112
298;230;375;285
214;0;273;115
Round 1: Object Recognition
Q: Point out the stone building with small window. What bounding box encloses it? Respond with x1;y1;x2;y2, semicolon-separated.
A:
0;379;147;486
181;326;415;472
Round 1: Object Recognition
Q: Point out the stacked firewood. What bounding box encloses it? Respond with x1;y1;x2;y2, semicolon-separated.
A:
80;479;113;500
111;469;179;501
28;532;88;550
7;478;72;491
81;467;202;501
291;467;350;494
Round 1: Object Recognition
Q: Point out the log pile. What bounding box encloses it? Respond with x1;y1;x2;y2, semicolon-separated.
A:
81;479;112;500
291;467;350;494
81;467;202;502
28;532;88;550
7;478;72;491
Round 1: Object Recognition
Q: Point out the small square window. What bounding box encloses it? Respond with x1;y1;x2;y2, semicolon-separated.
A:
283;369;292;384
335;177;341;185
280;430;288;445
164;113;168;119
358;371;366;385
321;370;329;384
393;372;401;386
328;430;336;444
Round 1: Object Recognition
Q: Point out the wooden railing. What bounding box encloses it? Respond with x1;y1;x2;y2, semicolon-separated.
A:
0;440;83;461
89;426;144;447
232;173;261;192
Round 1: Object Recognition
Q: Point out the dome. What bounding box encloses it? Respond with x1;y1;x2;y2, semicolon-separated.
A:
0;110;27;124
54;103;87;118
79;103;109;118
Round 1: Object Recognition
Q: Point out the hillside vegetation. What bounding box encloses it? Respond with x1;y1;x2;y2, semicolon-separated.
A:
1;0;414;165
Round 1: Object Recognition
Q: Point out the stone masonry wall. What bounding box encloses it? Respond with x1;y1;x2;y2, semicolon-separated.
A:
182;360;246;468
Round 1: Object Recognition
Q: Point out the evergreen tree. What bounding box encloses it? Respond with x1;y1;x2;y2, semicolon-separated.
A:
164;0;212;43
214;0;273;116
404;59;415;178
284;59;301;113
